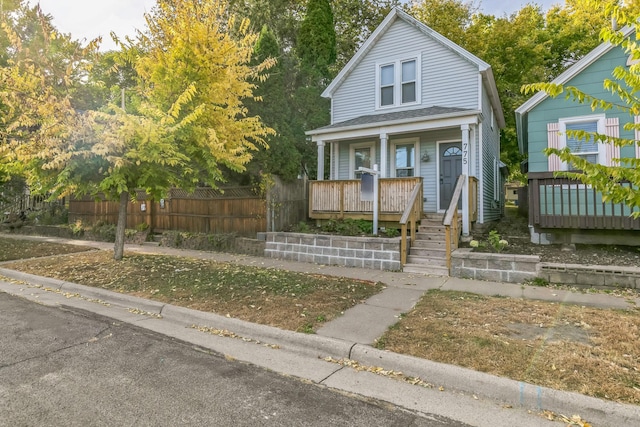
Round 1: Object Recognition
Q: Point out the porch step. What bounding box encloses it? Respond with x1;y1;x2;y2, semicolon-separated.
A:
411;239;447;249
418;225;447;234
402;212;455;276
415;231;446;242
422;213;444;222
408;247;447;258
406;254;447;267
403;262;449;276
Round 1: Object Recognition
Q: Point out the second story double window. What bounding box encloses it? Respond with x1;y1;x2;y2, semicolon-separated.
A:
377;56;420;108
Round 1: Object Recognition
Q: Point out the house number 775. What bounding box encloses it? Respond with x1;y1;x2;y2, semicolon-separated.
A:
462;142;468;165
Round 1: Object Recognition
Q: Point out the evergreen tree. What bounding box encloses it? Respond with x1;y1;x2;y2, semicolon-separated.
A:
244;26;301;181
297;0;336;80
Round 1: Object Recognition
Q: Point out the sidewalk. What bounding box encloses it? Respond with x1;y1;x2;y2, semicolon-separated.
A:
1;234;639;425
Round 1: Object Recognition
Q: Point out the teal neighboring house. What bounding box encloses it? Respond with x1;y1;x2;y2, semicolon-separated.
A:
515;26;640;245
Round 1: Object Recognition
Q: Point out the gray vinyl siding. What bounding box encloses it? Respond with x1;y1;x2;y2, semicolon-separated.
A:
335;129;464;213
480;87;501;223
331;19;480;124
527;46;634;173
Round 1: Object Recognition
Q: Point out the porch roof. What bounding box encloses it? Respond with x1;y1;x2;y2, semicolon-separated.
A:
306;106;480;141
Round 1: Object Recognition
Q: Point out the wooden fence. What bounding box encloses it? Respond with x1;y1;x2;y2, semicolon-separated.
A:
68;176;308;237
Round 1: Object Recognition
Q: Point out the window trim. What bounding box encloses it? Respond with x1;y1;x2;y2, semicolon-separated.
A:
349;142;376;179
558;114;606;171
390;137;420;178
375;54;421;110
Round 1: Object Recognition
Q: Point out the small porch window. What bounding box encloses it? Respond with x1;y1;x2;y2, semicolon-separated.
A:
391;139;419;178
350;143;376;178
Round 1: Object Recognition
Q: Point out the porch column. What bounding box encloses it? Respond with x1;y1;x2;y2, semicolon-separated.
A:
379;133;388;178
317;140;325;181
331;141;340;179
461;124;470;236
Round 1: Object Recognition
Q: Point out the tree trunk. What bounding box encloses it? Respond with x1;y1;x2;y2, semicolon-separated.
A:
113;191;129;261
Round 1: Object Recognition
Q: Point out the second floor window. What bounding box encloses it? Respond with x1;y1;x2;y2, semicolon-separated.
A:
401;60;416;103
377;56;420;108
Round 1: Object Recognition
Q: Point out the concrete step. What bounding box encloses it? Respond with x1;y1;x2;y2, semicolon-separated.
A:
403;263;449;276
406;254;447;267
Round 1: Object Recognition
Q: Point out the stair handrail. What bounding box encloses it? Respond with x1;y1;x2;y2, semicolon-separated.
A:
399;181;423;266
443;174;466;272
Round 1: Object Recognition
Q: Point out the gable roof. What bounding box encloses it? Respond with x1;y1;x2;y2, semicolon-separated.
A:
515;26;635;153
515;26;635;116
322;7;505;128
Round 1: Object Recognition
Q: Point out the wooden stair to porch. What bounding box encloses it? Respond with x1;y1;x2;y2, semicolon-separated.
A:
402;214;454;276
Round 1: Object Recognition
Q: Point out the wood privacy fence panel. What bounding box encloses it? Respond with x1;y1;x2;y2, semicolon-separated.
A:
267;176;308;232
68;177;308;236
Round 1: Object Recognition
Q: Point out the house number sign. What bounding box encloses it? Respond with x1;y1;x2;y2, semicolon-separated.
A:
462;141;469;165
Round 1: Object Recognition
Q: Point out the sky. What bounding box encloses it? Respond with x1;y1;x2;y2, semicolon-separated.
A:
29;0;562;51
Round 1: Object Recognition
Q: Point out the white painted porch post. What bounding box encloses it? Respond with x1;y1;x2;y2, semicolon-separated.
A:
329;142;335;179
317;140;325;181
461;125;470;236
379;133;388;178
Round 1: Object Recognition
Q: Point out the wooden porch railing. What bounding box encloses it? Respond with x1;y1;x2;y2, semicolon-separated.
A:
469;176;478;223
309;177;423;221
399;182;423;265
528;172;640;230
443;174;466;272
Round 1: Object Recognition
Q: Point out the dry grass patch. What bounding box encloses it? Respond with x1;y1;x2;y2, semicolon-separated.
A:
4;251;383;333
376;290;640;405
0;237;93;261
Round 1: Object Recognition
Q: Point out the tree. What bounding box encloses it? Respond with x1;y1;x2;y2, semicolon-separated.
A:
0;0;275;260
243;25;301;181
522;3;640;216
408;0;477;48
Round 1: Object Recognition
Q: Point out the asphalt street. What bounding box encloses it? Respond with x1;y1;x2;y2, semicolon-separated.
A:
0;292;469;427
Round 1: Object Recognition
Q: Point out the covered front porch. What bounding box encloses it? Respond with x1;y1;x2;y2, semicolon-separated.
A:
307;106;482;237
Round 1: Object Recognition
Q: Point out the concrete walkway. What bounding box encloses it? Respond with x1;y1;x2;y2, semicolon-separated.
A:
1;233;639;425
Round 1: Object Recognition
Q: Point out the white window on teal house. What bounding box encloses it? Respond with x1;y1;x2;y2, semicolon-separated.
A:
547;115;614;171
565;121;600;167
350;143;375;178
376;55;421;109
391;139;419;177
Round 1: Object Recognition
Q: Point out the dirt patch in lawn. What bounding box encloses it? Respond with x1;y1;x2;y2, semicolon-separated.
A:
3;250;383;333
376;290;640;405
0;236;94;262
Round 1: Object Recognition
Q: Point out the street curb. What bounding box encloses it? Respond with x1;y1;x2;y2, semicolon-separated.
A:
1;267;639;425
350;345;640;426
0;268;166;315
159;304;355;360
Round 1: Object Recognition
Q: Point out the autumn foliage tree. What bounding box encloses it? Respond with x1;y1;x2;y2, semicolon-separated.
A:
0;0;274;260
